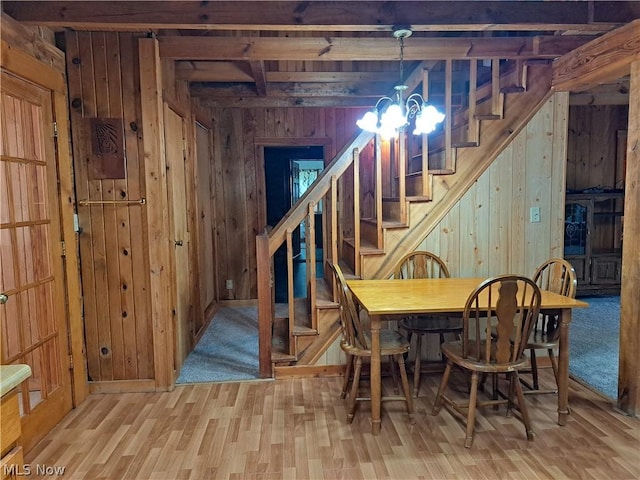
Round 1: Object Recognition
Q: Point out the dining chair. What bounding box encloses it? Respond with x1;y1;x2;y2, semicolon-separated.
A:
393;251;463;397
328;262;414;425
523;258;577;394
431;275;542;448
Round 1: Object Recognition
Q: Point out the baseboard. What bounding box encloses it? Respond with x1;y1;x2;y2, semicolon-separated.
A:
88;379;157;394
274;364;345;378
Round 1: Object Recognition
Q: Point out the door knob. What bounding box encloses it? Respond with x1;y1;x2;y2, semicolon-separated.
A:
174;240;183;246
0;293;8;304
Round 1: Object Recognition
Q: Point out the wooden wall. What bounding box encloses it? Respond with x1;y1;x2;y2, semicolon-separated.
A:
65;33;217;387
66;32;155;384
566;104;628;191
211;107;364;300
419;94;569;278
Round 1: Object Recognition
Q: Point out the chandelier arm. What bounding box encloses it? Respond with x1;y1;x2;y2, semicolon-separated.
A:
374;96;395;111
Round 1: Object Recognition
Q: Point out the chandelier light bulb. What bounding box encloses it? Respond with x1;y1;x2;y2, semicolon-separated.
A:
355;27;445;137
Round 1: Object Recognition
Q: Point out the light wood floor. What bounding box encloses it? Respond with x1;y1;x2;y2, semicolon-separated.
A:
25;370;639;479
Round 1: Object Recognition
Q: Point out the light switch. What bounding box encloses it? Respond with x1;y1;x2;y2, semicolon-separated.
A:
530;206;541;223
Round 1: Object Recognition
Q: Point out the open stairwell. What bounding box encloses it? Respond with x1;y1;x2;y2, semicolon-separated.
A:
257;61;554;377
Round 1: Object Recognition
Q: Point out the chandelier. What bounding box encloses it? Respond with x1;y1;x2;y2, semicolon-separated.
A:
356;27;445;139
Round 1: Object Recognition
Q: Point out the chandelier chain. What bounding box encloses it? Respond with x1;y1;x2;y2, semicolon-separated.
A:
399;36;405;87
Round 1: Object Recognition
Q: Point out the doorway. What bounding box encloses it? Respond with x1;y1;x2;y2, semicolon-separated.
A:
264;146;324;303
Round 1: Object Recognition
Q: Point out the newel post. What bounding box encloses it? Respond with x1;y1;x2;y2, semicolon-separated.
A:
256;232;273;378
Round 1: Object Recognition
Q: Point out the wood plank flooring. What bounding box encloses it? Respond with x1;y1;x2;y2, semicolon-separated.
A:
25;370;639;479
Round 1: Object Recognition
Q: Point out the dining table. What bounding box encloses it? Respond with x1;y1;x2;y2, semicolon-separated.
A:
346;276;589;435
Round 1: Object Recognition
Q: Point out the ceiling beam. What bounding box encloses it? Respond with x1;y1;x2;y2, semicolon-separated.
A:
249;60;267;96
174;63;400;83
569;78;630;105
159;35;591;61
552;19;640;92
4;1;636;32
175;61;254;82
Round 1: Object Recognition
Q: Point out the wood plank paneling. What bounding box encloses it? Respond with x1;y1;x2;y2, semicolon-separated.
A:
422;95;568;278
567;104;628;192
66;31;154;383
212;106;364;300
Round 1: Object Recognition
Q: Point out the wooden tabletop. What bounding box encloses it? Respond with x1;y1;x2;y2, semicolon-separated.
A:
347;277;589;315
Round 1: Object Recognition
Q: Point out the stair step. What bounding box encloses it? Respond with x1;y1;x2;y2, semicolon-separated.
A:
293;325;318;336
501;85;526;94
405;195;432;203
271;351;297;364
344;237;384;255
271;335;296;363
316;278;339;309
381;219;408;229
428;168;455;175
452;141;479;148
475;113;502;120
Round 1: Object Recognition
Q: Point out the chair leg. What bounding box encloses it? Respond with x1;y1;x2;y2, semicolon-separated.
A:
395;354;415;424
530;349;539;390
431;360;453;415
464;371;480;448
346;356;362;423
512;371;535;441
548;348;559;385
413;333;423;398
341;354;353;399
492;373;499;409
389;355;399;394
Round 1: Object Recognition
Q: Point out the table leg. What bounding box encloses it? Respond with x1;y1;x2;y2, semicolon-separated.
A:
370;314;381;434
557;308;571;425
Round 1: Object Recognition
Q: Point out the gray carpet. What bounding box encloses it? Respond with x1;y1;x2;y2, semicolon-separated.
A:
176;306;260;384
569;295;619;399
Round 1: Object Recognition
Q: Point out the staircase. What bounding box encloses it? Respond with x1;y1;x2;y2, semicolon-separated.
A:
256;60;554;378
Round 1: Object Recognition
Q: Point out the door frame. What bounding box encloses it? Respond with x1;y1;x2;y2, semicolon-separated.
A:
0;39;88;411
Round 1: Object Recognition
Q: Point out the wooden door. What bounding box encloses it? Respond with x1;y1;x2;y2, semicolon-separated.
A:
164;105;192;373
0;72;73;451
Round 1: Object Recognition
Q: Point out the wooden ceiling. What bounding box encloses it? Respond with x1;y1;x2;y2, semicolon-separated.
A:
3;1;639;107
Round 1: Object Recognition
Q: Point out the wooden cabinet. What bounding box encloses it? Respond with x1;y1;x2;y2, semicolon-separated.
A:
565;191;624;295
0;391;24;479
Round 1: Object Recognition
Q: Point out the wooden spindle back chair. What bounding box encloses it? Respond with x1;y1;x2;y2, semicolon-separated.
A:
328;262;414;425
393;251;463;397
524;258;577;394
432;275;542;448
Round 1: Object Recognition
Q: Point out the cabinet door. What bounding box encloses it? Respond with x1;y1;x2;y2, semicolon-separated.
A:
591;256;622;285
564;200;590;256
566;257;589;286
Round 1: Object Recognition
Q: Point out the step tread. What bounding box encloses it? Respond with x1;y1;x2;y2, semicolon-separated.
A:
475;113;502;120
405;195;432;203
343;236;384;254
381;219;408;229
452;141;479;148
501;85;526;94
293;325;318;336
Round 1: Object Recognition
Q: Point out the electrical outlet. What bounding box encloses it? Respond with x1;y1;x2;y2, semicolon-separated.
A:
225;279;233;290
530;206;541;223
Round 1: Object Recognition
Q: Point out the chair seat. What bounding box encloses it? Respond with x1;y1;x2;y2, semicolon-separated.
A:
399;316;463;333
341;330;410;357
441;341;529;373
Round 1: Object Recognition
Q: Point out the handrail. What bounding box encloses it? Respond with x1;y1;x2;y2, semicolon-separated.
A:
267;129;374;256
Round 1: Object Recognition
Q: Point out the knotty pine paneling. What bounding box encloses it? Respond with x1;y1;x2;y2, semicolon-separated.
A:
66;31;153;382
211;106;364;300
566;105;628;192
419;94;568;279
